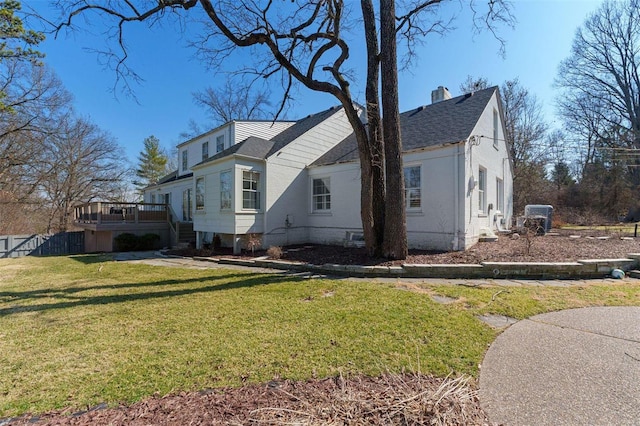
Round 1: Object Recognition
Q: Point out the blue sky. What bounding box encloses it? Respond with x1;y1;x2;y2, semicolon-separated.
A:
26;0;601;166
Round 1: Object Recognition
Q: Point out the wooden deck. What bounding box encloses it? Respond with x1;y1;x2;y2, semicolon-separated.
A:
75;202;170;226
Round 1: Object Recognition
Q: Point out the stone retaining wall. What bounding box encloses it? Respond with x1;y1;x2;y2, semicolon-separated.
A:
199;253;640;279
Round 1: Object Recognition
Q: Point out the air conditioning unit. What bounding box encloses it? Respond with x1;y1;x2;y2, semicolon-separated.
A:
523;204;554;234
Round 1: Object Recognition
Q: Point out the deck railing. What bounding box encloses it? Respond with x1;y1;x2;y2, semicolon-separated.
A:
74;202;170;225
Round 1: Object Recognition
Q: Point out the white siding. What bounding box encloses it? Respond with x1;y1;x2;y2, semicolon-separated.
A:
307;162;362;245
261;108;357;248
404;147;463;250
176;121;295;178
271;108;354;166
192;158;265;239
463;91;513;248
307;144;466;251
192;159;234;234
234;121;295;144
143;177;194;222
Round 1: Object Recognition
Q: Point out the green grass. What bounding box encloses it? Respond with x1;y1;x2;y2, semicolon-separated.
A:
1;255;639;417
559;224;638;234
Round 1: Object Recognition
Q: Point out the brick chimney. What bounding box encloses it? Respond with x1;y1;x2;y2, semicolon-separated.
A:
431;86;452;104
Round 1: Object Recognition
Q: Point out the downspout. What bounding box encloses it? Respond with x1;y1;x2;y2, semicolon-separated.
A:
263;158;268;250
452;141;463;251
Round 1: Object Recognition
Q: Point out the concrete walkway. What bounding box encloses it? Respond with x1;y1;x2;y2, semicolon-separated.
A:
111;251;634;287
480;307;640;425
111;251;281;273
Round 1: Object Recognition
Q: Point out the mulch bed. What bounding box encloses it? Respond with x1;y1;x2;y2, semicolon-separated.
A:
5;374;493;425
169;229;640;266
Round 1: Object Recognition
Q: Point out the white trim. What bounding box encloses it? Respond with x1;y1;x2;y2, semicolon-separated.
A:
478;166;487;214
311;176;331;213
241;169;261;211
404;164;422;211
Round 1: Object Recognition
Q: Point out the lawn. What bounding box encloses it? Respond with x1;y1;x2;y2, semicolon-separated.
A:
1;255;639;418
558;223;638;234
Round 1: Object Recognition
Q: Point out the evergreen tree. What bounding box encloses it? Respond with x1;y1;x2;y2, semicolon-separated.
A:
135;135;168;194
0;0;45;111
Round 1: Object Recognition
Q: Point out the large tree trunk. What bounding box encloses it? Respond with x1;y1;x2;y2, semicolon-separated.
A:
361;0;385;257
380;0;408;259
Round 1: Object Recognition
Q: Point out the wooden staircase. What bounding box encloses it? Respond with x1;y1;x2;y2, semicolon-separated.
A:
166;205;195;248
177;222;195;244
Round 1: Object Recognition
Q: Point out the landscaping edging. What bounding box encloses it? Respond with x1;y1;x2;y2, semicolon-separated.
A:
183;253;640;280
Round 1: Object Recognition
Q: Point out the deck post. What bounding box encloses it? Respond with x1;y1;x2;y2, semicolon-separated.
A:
97;202;102;224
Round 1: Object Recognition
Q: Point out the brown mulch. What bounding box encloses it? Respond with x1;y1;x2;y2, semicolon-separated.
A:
6;374;494;425
169;229;640;266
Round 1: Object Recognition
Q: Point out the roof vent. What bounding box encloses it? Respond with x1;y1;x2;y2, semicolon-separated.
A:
431;86;452;104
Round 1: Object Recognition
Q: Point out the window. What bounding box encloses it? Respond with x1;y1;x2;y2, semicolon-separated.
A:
216;135;225;153
312;177;331;211
478;167;487;213
242;170;260;209
404;166;421;209
182;150;188;171
150;194;156;204
195;177;205;211
493;109;499;148
496;178;504;212
202;142;209;161
220;170;232;210
182;189;192;221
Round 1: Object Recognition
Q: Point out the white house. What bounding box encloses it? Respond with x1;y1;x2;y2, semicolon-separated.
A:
146;85;513;253
307;86;513;251
144;120;295;223
188;106;356;252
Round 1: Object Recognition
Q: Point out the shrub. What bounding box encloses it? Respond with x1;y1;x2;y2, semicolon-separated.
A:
138;233;161;250
246;233;262;254
266;246;283;260
114;233;161;251
114;233;138;252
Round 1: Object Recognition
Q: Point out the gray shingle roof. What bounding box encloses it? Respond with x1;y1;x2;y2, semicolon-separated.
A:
194;136;274;167
152;170;192;186
312;86;498;166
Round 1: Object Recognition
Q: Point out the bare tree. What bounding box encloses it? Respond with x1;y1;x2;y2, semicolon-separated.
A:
459;75;490;93
380;0;407;258
556;0;640;185
0;60;72;204
502;79;547;172
40;116;127;232
194;79;272;125
52;0;512;258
